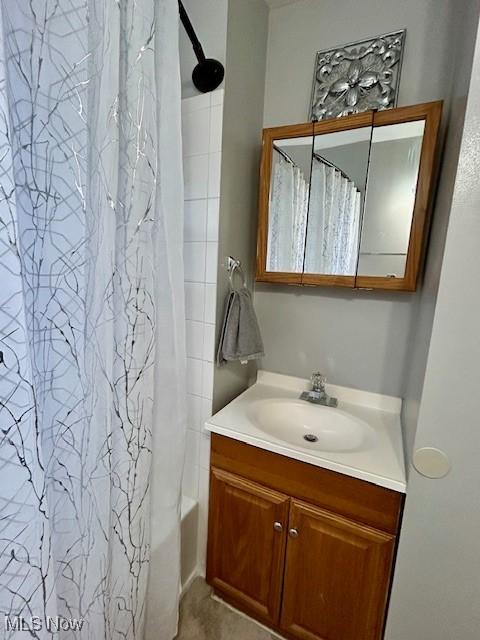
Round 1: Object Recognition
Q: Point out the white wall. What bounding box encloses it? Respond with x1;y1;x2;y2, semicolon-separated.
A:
400;0;480;464
181;0;269;576
386;18;480;637
181;90;223;580
254;0;464;398
179;0;228;98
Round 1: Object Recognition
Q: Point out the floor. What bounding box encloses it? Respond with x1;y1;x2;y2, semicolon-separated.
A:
175;578;279;640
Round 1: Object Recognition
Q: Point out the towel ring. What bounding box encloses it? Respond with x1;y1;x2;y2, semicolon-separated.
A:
226;256;247;291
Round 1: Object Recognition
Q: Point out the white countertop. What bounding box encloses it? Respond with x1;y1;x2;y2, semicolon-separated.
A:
205;370;406;493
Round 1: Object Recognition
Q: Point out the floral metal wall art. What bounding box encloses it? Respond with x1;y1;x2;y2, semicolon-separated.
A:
310;30;406;121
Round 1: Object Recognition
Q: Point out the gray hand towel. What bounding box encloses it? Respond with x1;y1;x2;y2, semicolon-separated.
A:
217;287;264;365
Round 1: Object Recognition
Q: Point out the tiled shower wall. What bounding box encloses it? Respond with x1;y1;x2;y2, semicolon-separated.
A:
182;89;223;573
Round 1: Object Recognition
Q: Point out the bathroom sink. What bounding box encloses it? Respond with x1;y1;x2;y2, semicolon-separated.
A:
247;398;376;452
206;371;406;491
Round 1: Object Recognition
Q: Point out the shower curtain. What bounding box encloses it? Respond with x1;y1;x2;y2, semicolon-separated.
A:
0;1;185;639
304;160;361;275
267;150;309;272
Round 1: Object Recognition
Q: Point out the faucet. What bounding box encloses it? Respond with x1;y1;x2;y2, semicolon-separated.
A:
300;372;338;408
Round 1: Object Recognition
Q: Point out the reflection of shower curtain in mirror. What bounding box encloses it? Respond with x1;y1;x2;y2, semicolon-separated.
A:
267;151;309;272
305;160;361;275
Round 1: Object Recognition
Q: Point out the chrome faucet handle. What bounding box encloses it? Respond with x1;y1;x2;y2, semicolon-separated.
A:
311;372;326;393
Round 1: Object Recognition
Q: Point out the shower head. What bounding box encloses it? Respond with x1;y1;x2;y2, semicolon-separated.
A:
192;58;225;93
179;0;225;93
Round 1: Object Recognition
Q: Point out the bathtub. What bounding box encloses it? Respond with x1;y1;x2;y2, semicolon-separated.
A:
180;495;198;591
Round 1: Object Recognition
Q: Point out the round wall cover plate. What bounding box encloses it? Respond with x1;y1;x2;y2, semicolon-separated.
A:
413;447;451;479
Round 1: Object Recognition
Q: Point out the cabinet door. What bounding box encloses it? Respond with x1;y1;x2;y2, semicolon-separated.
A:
281;500;395;640
207;467;289;626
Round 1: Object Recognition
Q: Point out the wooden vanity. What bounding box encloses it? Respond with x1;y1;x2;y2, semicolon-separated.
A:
206;434;404;640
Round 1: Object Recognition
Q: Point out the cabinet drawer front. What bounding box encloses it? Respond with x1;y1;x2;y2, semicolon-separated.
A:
281;500;395;640
207;468;289;626
211;434;403;534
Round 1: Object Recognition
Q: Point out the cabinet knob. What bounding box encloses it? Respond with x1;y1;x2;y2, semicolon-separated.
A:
273;521;283;532
289;527;299;538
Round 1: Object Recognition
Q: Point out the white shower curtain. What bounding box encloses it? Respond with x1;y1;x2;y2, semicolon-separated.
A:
267;150;309;272
0;1;185;639
304;160;361;275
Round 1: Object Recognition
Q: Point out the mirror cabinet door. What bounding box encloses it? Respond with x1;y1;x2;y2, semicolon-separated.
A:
304;126;372;280
257;102;442;290
357;120;425;280
266;135;313;274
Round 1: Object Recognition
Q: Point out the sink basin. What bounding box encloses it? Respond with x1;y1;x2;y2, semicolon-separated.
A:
248;398;376;452
205;371;406;492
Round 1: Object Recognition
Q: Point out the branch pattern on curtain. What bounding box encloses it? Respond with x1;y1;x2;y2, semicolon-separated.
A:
304;159;361;275
267;149;309;273
0;1;185;638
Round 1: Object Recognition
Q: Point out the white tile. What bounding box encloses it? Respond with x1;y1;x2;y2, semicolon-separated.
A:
184;154;208;200
183;428;200;499
182;461;198;499
209;105;223;153
199;431;211;469
187;393;203;431
204;284;217;324
185;428;200;468
210;89;224;107
201;397;213;432
182;93;210;114
197;466;210;576
208;152;222;198
185;282;205;321
207;198;220;241
203;323;215;362
202;361;214;399
199;465;210;498
182;108;210;157
186;357;203;396
184;242;206;282
201;397;213;423
205;242;218;284
184;199;207;242
186;320;204;360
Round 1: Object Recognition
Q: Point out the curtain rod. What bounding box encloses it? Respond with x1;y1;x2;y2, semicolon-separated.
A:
273;144;296;166
313;152;359;190
273;145;360;193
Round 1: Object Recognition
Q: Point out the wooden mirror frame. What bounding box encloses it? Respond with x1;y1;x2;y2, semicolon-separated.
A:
255;101;443;292
256;121;314;286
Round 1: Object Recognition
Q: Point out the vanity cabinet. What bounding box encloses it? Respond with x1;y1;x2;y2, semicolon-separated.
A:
207;434;403;640
281;501;395;640
208;468;289;626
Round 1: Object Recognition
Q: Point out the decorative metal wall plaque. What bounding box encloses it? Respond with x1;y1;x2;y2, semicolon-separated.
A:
309;30;406;121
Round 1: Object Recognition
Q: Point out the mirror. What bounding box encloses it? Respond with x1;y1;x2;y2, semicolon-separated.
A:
267;135;313;273
357;121;425;278
256;102;442;291
304;127;372;276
